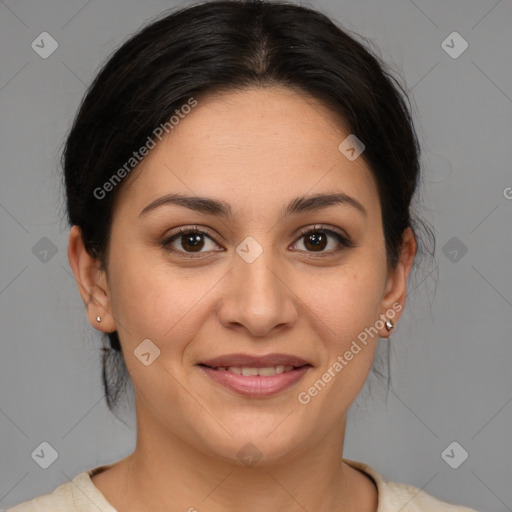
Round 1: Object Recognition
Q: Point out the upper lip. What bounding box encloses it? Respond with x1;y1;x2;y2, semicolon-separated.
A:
198;353;311;368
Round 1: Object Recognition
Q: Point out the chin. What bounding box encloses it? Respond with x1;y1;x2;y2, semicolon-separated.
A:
195;421;310;467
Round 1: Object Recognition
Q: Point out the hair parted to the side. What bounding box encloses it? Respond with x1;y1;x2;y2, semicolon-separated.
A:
61;0;435;416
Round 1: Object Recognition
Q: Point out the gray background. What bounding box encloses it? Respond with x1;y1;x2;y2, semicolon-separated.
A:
1;0;511;510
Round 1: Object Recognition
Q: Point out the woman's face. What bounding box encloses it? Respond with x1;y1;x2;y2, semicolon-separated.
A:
84;86;413;463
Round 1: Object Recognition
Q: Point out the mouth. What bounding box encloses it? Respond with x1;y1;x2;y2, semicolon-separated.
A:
196;353;312;397
198;364;302;376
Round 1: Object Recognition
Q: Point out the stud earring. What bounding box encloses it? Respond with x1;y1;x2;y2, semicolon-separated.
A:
96;316;102;323
385;319;394;332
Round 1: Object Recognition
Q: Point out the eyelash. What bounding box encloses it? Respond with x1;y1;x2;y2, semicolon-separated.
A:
161;224;354;259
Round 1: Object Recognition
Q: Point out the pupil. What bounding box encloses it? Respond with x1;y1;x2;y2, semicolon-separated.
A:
306;232;326;251
183;233;204;252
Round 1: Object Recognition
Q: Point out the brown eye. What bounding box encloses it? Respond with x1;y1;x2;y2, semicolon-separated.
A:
162;227;222;256
179;232;205;252
303;231;328;251
291;226;352;256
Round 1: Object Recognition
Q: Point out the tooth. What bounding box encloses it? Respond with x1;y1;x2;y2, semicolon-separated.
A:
241;367;259;376
217;365;298;375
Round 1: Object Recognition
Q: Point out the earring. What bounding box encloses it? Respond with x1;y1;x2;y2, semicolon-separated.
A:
385;319;394;332
96;316;102;323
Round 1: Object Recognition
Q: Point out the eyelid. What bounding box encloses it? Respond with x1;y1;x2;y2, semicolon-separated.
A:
294;224;350;243
163;225;218;240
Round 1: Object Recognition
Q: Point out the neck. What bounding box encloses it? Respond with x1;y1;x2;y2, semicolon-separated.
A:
95;400;378;512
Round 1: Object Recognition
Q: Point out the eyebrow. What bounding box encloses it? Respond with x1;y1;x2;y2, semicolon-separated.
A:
139;191;367;219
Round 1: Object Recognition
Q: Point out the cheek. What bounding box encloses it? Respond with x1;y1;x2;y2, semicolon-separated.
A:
295;267;383;419
106;246;205;352
105;249;209;406
297;261;385;347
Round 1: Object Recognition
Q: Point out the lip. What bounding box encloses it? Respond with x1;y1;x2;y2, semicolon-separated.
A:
198;365;311;397
199;353;310;368
197;353;312;398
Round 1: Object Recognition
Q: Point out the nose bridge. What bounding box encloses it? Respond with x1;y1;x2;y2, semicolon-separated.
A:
239;252;280;304
218;242;298;336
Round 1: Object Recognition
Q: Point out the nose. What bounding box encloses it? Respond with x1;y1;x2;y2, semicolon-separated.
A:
216;251;299;337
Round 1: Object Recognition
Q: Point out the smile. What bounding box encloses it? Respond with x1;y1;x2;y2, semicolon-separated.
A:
197;363;311;397
210;364;296;376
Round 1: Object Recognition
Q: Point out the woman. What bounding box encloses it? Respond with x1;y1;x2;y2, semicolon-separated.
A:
8;1;479;510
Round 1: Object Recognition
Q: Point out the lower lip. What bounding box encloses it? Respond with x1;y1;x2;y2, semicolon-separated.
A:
198;365;311;397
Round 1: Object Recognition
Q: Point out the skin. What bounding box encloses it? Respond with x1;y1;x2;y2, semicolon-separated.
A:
68;86;416;512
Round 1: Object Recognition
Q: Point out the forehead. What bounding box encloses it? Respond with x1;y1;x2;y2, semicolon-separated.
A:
115;86;381;222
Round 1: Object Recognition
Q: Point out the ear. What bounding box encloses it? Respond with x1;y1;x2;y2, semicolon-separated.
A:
378;227;417;337
67;225;117;333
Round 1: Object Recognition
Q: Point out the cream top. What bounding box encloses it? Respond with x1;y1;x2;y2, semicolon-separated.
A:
6;458;479;511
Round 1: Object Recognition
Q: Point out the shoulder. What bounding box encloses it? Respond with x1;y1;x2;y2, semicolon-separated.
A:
5;466;117;512
379;479;479;511
5;480;76;512
343;458;480;512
